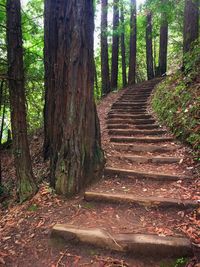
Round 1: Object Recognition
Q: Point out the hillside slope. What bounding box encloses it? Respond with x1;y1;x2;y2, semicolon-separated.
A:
152;58;200;157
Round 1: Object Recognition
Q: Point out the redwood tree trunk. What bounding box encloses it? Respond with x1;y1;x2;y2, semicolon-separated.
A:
128;0;137;85
120;3;127;87
183;0;199;54
6;0;37;202
44;0;104;196
146;11;154;80
158;2;168;76
43;0;58;160
101;0;110;95
111;0;119;89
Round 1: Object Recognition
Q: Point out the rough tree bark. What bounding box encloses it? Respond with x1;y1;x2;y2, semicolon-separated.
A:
44;0;104;196
101;0;110;95
111;0;119;89
158;0;168;76
43;0;58;160
183;0;199;54
6;0;37;202
120;2;127;87
128;0;137;85
146;11;154;80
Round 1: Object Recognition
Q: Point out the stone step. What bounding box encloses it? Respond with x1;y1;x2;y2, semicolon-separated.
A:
107;119;156;125
124;93;151;97
85;192;198;209
117;99;147;103
112;103;147;108
119;155;182;164
108;110;149;115
110;109;147;113
119;98;149;102
107;124;131;129
114;102;147;106
113;144;176;153
108;129;167;136
107;114;152;120
110;136;173;143
51;225;192;257
107;124;159;130
136;124;160;129
105;167;187;181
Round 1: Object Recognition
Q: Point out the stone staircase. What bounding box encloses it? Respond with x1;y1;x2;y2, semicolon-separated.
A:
51;80;199;262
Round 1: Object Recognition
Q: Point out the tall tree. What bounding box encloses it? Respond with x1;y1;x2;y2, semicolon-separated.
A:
111;0;119;89
158;0;168;76
183;0;199;54
0;80;5;186
6;0;37;202
120;2;127;87
146;11;154;80
128;0;137;85
44;0;104;196
43;0;57;160
101;0;110;95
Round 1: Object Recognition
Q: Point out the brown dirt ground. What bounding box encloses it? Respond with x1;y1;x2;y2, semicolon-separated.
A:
0;88;200;267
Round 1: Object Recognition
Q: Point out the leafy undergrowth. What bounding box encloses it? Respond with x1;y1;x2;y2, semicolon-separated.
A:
152;55;200;158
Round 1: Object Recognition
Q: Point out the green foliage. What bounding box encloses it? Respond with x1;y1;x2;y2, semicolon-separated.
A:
152;49;200;153
183;40;200;76
22;0;44;132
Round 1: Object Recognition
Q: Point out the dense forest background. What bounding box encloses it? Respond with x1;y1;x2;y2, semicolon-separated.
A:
0;0;199;201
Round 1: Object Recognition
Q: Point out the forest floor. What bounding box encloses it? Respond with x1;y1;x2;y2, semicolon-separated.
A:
0;80;200;267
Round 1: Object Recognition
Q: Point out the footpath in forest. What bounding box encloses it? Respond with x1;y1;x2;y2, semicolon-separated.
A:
0;80;199;267
52;79;200;266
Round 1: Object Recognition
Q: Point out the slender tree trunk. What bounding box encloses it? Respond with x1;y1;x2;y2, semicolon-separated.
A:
0;81;5;186
128;0;137;85
0;89;5;145
146;11;154;80
101;0;110;95
120;3;127;87
183;0;199;55
6;0;37;202
111;0;119;89
158;1;168;76
44;0;104;196
94;61;101;99
43;0;58;160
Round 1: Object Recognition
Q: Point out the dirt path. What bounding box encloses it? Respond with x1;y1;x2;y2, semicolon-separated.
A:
0;80;199;266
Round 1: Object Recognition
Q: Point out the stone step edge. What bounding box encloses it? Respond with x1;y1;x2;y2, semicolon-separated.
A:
115;155;182;164
85;192;199;209
112;144;176;152
105;167;188;181
51;224;192;257
110;136;174;143
108;129;166;136
107;125;160;130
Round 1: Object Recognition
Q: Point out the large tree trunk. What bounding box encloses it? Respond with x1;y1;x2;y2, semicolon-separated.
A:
6;0;37;202
44;0;104;196
146;11;154;80
120;2;127;87
158;1;168;76
128;0;137;85
183;0;199;54
101;0;110;95
111;0;119;89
